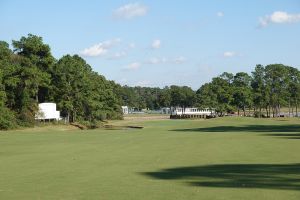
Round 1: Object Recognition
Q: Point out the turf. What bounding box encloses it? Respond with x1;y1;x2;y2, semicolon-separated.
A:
1;117;300;200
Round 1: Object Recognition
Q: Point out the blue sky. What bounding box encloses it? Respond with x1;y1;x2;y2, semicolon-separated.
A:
1;0;300;89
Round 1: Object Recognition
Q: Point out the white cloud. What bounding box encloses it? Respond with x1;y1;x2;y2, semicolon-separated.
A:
259;11;300;27
123;62;141;71
223;51;236;58
146;57;168;64
80;38;121;57
145;56;187;65
151;39;161;49
128;43;136;49
113;3;148;19
108;51;127;60
102;38;121;48
173;56;187;64
80;44;107;57
217;12;224;17
147;57;161;64
145;56;186;65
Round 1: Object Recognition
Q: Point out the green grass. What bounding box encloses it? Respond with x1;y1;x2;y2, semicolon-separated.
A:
1;117;300;200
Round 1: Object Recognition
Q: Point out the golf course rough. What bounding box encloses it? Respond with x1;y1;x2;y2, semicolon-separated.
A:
0;117;300;200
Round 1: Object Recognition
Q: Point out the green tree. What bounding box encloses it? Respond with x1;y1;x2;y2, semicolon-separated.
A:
170;85;196;113
0;69;6;107
251;64;266;117
12;34;55;102
211;74;234;115
196;83;218;114
232;72;252;116
53;55;91;122
53;55;122;122
286;66;300;117
264;64;288;117
158;86;171;108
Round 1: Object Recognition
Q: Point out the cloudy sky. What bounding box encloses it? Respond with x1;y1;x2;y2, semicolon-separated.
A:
1;0;300;89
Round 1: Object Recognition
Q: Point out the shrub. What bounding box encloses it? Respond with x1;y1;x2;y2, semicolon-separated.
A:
106;111;123;120
17;108;36;127
0;106;17;130
253;111;260;118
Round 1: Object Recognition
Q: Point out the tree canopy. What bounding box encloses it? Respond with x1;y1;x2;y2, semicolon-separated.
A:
0;34;122;129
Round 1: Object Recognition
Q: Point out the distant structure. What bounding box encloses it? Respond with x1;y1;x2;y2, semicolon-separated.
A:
170;107;215;119
122;106;129;115
35;103;61;121
161;107;171;114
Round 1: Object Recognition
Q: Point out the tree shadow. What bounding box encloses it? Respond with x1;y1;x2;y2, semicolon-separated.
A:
171;124;300;133
141;164;300;190
263;133;300;139
171;125;300;139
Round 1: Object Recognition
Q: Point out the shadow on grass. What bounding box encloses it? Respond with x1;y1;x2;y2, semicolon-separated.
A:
263;133;300;139
171;125;300;139
171;124;300;133
142;164;300;190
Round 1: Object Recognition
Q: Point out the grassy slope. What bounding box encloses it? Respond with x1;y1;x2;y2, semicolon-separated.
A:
0;117;300;200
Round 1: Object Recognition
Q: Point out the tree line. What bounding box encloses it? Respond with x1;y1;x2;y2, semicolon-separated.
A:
116;85;196;111
0;34;123;129
197;64;300;118
115;64;300;119
1;34;299;129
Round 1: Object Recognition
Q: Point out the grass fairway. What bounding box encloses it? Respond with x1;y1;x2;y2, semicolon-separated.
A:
1;117;300;200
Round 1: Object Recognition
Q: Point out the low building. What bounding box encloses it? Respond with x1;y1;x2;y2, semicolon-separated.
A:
122;106;129;114
35;103;61;121
171;107;215;116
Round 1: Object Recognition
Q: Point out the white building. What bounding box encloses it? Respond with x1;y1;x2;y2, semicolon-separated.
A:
171;107;215;116
122;106;129;115
35;103;61;121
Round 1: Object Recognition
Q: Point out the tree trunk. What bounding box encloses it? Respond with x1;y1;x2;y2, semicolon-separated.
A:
259;107;262;118
67;112;70;123
296;99;298;117
289;98;291;117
